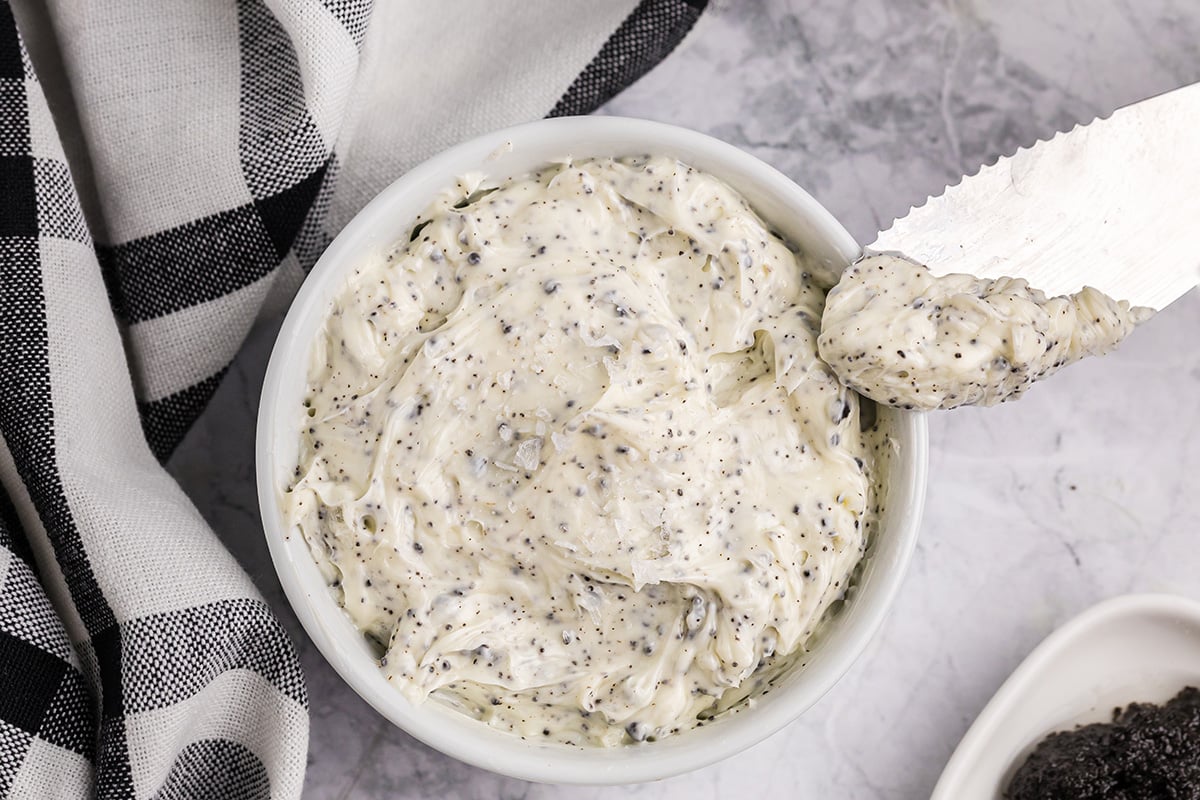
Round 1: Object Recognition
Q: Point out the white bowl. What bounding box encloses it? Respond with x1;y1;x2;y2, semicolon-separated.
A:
256;116;929;784
932;593;1200;798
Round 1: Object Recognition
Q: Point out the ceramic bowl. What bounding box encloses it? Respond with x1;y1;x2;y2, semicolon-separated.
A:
932;593;1200;798
256;116;928;784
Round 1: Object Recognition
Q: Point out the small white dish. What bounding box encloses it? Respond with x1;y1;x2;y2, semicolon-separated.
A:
257;116;929;784
932;593;1200;799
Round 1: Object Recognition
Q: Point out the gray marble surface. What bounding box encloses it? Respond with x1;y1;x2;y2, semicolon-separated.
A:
169;1;1200;797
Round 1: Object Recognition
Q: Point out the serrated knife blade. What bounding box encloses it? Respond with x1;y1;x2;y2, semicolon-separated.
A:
871;82;1200;311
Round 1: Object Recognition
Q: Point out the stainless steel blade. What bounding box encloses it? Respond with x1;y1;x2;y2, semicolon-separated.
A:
871;82;1200;311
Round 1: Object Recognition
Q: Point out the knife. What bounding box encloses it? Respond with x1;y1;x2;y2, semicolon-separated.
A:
870;81;1200;312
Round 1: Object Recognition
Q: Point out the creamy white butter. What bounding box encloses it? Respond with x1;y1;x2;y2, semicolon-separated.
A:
818;252;1152;411
286;156;882;746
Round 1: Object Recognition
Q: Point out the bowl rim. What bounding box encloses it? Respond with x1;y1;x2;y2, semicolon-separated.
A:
256;115;929;785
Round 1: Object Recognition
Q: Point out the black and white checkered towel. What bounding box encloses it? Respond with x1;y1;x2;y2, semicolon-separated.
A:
0;1;705;797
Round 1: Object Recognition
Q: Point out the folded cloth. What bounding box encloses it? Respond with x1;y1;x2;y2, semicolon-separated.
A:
0;1;705;797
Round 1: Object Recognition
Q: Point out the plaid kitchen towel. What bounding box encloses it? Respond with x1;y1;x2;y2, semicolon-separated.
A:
0;1;706;798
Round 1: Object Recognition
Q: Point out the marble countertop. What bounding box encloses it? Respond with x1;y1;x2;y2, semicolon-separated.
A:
169;1;1200;797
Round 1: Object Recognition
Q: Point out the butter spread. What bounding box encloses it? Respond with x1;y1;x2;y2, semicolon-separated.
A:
285;156;881;746
818;251;1152;411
